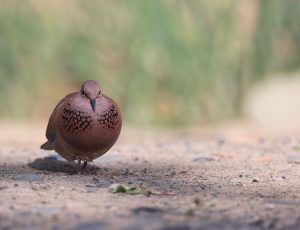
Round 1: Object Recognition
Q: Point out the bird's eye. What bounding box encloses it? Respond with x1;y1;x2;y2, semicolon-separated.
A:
98;90;101;95
81;90;85;96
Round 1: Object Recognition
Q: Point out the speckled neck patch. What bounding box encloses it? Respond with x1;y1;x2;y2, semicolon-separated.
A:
98;105;119;129
61;103;92;133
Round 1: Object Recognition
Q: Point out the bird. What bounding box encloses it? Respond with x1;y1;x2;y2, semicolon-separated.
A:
41;80;122;174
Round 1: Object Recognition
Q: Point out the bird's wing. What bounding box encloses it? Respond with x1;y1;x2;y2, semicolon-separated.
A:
41;98;65;149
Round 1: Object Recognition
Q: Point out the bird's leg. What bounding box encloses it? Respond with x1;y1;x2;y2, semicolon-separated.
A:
75;155;85;175
81;161;88;175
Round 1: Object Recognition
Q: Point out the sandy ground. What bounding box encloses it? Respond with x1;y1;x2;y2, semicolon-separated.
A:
1;123;300;230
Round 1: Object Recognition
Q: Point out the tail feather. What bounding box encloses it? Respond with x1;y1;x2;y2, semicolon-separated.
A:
40;141;54;150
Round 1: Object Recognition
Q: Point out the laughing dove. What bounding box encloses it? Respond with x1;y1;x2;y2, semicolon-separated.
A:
41;80;122;174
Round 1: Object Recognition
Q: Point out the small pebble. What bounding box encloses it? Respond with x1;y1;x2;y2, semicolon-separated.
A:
133;157;139;161
93;177;101;183
31;185;39;190
217;138;225;146
132;207;162;214
73;220;106;230
0;185;8;190
85;184;98;193
193;157;216;162
236;182;244;187
252;178;259;183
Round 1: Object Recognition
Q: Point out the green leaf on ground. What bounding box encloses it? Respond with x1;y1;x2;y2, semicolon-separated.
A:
293;146;300;151
108;184;142;195
126;186;143;195
108;184;176;196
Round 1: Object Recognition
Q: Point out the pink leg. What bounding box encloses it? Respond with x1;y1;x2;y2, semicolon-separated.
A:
81;161;88;175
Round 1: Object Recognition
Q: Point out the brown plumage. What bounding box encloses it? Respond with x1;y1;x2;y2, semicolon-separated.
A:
41;80;122;174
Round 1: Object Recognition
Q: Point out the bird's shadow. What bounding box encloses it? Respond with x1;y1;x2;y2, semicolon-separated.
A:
28;158;98;174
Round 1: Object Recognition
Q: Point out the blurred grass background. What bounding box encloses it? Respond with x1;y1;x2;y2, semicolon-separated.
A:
0;0;300;126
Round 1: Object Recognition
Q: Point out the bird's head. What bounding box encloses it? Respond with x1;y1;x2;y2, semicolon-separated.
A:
80;80;102;111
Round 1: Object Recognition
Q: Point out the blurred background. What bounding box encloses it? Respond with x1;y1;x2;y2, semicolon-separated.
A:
1;0;300;132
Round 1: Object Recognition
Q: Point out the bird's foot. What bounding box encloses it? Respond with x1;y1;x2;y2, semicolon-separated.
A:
81;161;88;175
74;155;92;175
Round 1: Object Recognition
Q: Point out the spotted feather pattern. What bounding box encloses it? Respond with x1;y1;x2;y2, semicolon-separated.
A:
61;103;92;133
98;105;119;129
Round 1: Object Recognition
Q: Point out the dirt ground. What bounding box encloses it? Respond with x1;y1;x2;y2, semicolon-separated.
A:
1;122;300;230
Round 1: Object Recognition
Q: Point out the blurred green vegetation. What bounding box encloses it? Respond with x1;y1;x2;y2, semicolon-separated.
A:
0;0;300;126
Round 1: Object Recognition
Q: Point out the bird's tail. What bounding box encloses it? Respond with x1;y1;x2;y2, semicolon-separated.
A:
40;141;54;150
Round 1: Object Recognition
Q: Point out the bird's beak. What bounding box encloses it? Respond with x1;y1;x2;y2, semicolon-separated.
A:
90;99;96;111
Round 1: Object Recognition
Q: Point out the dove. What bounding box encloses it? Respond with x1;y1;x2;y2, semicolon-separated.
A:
41;80;122;174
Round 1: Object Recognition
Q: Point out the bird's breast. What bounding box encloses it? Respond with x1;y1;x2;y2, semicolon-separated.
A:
57;100;122;152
